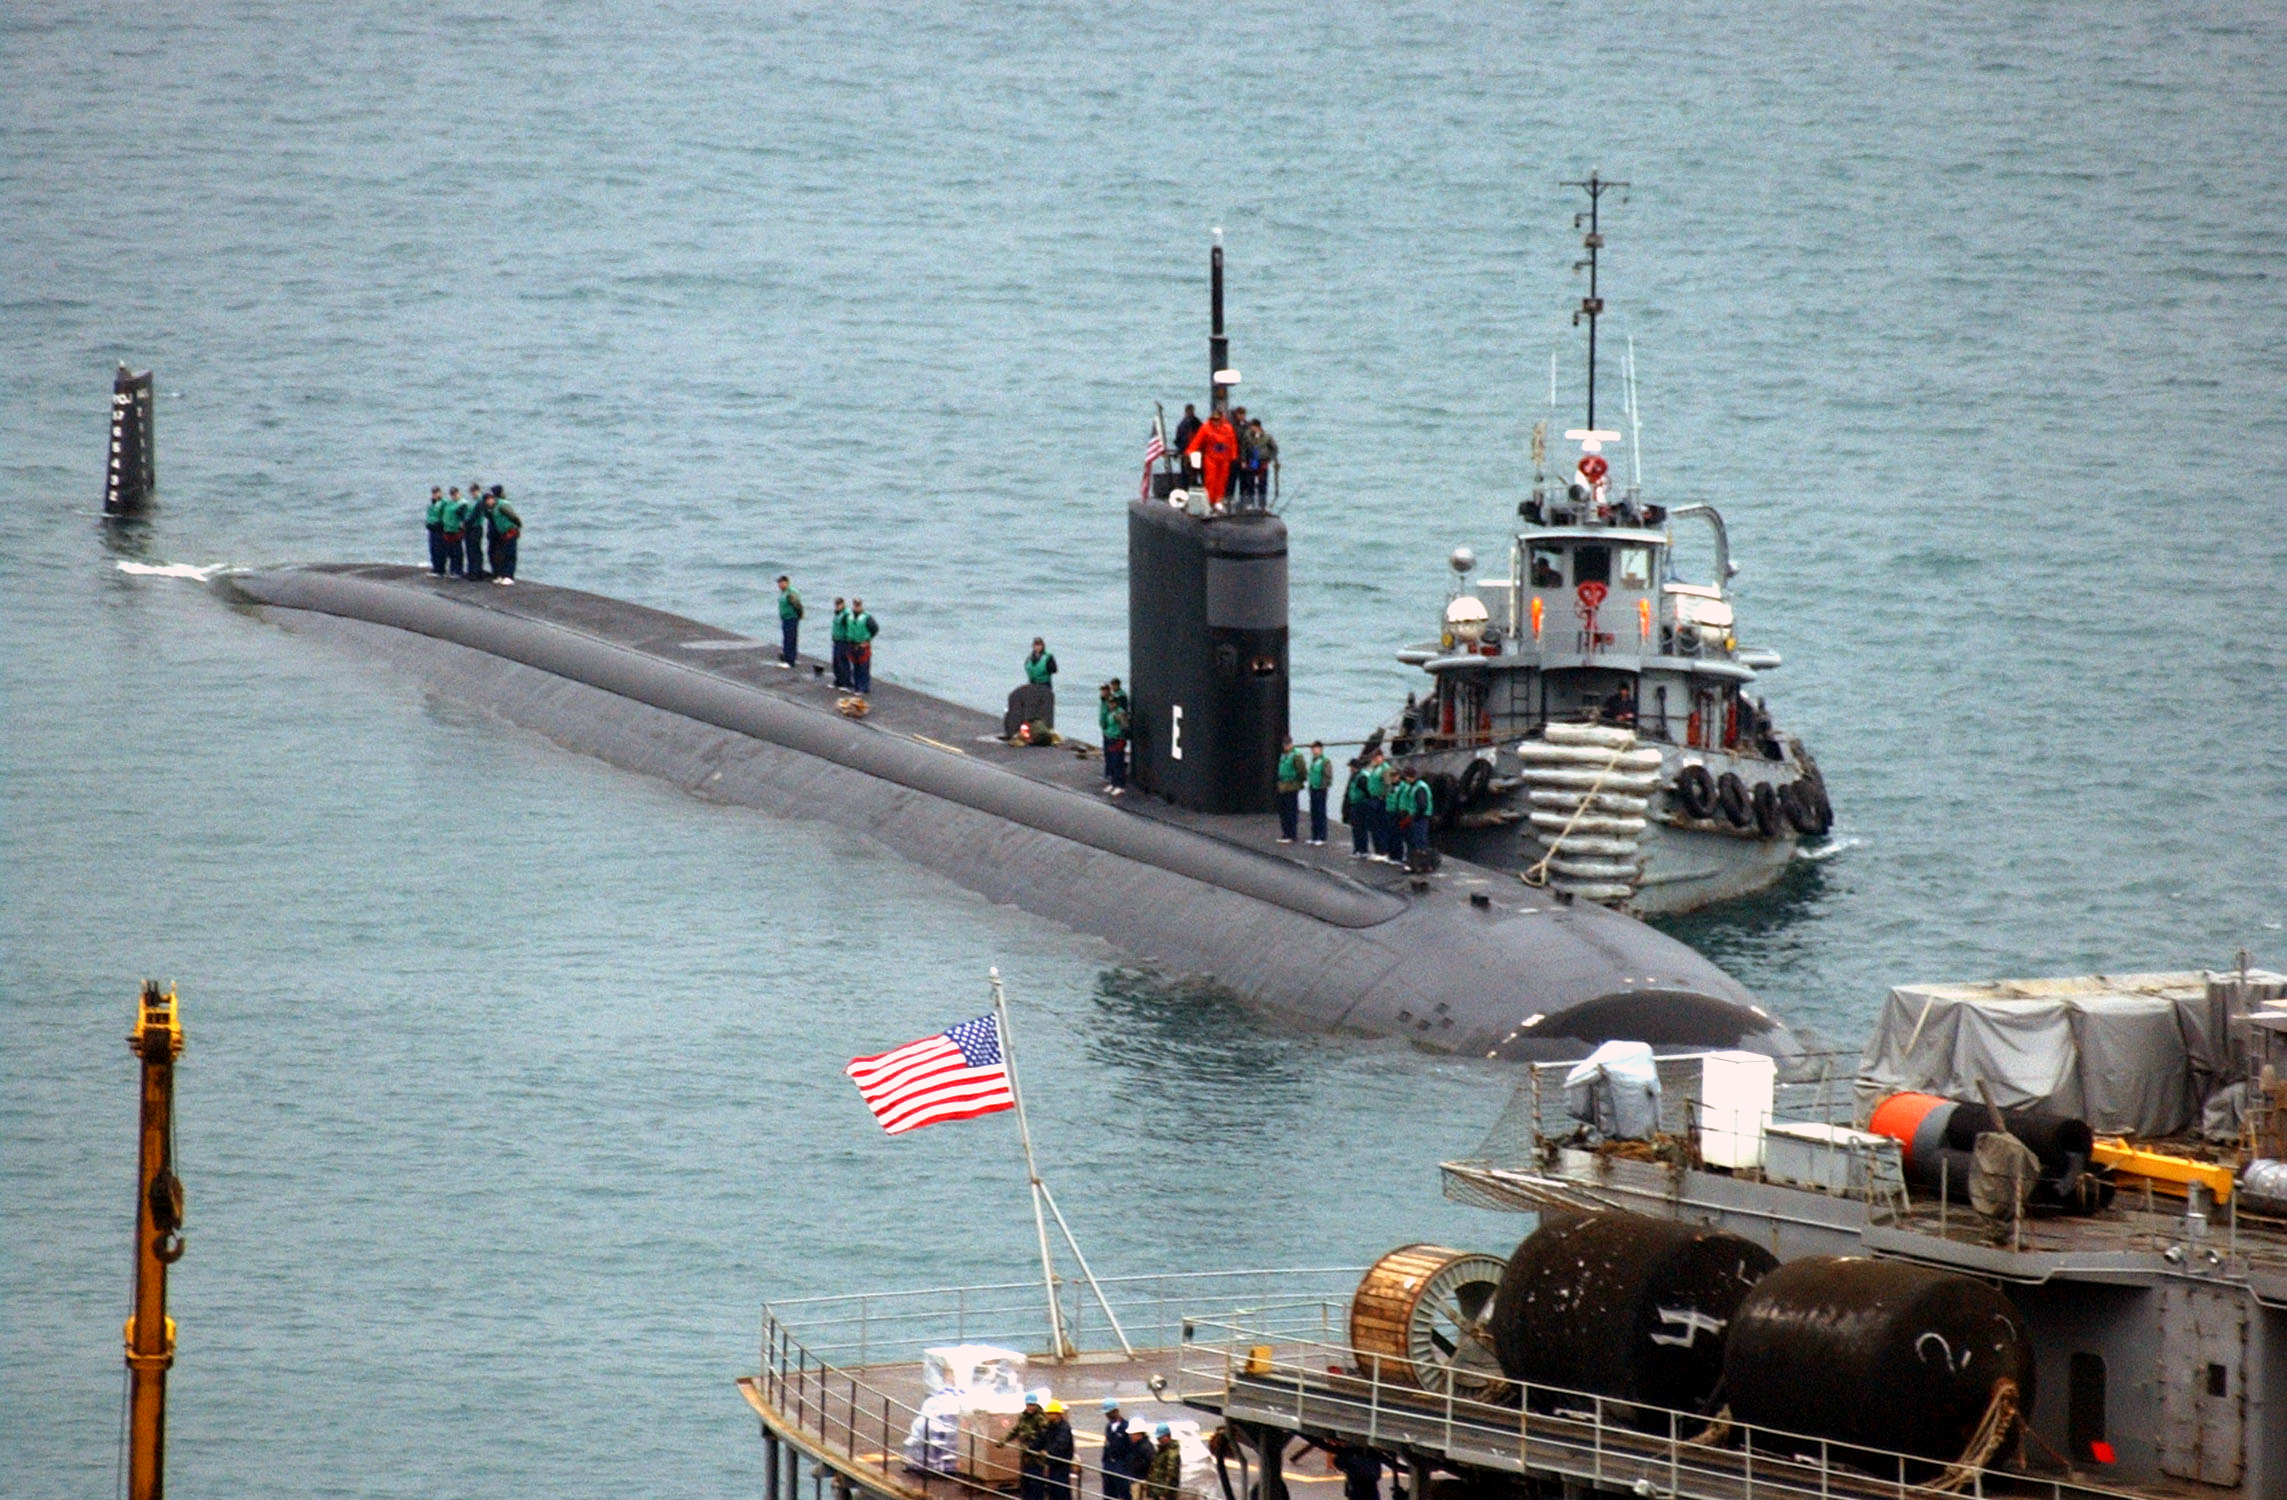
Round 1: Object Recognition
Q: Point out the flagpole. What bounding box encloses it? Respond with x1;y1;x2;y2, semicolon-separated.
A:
990;968;1071;1358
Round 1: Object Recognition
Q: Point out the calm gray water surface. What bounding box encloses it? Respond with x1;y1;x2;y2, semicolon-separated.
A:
7;3;2285;1496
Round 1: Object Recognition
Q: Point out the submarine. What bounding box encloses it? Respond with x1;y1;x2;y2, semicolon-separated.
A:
221;247;1797;1064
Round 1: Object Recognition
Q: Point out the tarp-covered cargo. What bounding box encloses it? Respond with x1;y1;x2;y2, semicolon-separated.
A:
1856;970;2287;1138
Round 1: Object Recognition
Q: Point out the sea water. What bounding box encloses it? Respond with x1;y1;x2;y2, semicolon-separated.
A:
6;2;2284;1495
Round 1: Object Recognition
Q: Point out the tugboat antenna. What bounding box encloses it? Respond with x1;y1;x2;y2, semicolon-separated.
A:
1562;171;1628;430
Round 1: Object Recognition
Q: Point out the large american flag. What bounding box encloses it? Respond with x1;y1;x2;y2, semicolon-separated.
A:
846;1013;1016;1135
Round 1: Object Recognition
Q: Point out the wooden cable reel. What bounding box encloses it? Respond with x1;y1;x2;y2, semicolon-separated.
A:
1350;1244;1509;1399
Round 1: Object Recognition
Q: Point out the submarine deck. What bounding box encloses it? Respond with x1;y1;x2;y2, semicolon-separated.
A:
260;566;1517;901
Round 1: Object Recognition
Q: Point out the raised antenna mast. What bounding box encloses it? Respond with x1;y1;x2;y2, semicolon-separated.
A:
1209;229;1230;416
1562;171;1627;430
1626;335;1644;491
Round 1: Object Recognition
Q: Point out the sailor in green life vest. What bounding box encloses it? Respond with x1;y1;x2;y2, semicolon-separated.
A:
1396;765;1435;858
482;487;521;584
424;486;448;576
1347;750;1384;860
1378;755;1410;863
1274;736;1305;843
440;486;473;577
846;598;878;693
829;598;852;689
1024;637;1058;726
1305;740;1333;845
1343;753;1373;858
1098;681;1130;795
775;575;803;668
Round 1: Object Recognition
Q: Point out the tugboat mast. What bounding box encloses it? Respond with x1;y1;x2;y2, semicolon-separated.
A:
124;980;186;1500
1562;172;1627;430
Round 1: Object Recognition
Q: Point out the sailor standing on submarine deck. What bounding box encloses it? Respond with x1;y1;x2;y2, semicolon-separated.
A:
425;487;448;576
846;599;877;693
1098;683;1130;795
1024;638;1058;725
829;598;852;688
463;480;489;578
1274;736;1304;843
1306;740;1332;845
775;576;803;668
484;488;521;584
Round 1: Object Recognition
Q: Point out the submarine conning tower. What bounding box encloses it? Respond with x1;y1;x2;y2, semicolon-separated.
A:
1128;236;1289;815
1127;501;1288;813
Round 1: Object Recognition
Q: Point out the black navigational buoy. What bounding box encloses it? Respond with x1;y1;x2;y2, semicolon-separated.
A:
105;363;156;516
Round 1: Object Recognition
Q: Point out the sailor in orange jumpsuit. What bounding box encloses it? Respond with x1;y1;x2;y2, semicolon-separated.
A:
1183;409;1239;508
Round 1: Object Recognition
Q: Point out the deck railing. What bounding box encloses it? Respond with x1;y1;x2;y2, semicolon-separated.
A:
1174;1314;2154;1500
751;1276;2150;1500
754;1270;1359;1500
1447;1052;2287;1268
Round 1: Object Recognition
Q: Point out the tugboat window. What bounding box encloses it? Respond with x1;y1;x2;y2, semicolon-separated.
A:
1618;546;1652;589
1531;548;1564;587
1574;546;1611;587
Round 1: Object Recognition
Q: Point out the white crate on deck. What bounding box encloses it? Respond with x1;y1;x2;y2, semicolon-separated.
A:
1697;1050;1776;1169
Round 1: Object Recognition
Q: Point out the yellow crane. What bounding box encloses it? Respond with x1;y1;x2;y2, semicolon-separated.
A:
125;981;186;1500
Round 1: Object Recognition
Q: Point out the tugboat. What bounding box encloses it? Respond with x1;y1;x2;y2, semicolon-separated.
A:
1368;174;1831;914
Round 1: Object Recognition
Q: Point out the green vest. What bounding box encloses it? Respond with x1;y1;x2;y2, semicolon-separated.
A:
1099;701;1128;740
1306;754;1331;790
1360;764;1387;802
1275;750;1305;792
778;587;803;621
1025;651;1056;685
1383;773;1406;810
1408;778;1435;817
848;611;876;642
442;498;470;532
491;501;521;536
425;497;445;526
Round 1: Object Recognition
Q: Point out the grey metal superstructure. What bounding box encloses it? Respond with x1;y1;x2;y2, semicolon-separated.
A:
1441;965;2287;1496
1373;178;1827;914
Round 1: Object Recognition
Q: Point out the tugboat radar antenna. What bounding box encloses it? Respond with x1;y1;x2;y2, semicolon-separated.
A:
1562;171;1628;431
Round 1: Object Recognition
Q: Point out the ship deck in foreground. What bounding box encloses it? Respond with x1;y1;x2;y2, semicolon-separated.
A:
739;1269;2167;1500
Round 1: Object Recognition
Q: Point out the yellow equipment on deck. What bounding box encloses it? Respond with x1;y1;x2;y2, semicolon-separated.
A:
2091;1138;2235;1203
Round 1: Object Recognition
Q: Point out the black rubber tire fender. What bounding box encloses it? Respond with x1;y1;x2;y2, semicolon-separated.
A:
1803;776;1833;835
1780;780;1821;835
1716;772;1752;828
1431;771;1462;831
1457;757;1494;809
1672;764;1717;820
1751;780;1781;838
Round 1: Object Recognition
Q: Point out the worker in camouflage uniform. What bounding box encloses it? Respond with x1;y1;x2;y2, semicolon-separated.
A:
1003;1393;1051;1500
1144;1425;1182;1500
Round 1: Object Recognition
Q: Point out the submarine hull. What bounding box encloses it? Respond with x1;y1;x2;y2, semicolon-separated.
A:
224;565;1794;1062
